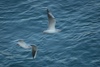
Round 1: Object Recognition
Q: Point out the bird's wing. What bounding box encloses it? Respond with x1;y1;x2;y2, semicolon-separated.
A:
31;45;37;58
17;40;31;49
47;9;56;30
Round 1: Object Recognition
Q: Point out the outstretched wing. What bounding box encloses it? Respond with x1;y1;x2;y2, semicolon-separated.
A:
47;9;56;30
17;40;31;49
31;45;37;58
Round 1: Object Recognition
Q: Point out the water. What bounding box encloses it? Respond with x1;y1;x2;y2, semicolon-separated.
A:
0;0;100;67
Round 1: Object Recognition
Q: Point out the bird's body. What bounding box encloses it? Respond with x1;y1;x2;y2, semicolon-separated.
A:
43;29;60;33
43;9;61;33
17;40;37;59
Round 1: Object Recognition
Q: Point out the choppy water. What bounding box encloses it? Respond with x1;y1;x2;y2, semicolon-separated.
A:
0;0;100;67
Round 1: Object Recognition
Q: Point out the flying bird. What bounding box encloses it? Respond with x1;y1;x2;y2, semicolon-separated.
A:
43;9;61;33
17;40;37;59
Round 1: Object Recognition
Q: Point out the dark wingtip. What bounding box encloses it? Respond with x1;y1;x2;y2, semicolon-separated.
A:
47;8;50;13
17;39;24;42
31;45;37;59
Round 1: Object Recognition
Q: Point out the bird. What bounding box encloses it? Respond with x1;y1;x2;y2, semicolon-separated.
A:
17;40;37;59
43;8;61;33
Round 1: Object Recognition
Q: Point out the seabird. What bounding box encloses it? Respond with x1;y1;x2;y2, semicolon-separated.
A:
43;9;61;33
17;40;37;58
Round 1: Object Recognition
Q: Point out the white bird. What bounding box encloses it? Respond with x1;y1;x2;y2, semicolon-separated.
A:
17;40;37;59
43;9;61;33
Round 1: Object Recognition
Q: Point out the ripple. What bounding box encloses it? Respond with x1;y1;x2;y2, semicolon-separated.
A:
0;0;100;67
